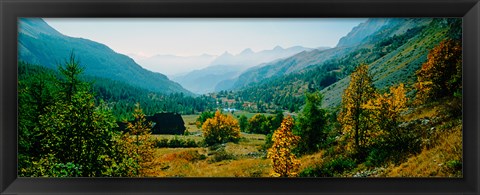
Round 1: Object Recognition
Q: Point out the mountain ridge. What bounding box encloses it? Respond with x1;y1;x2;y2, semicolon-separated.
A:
172;45;320;94
18;18;193;96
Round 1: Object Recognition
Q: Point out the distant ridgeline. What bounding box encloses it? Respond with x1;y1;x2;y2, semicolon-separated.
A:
117;113;186;135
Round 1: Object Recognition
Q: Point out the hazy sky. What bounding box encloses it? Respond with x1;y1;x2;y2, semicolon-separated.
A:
44;18;367;57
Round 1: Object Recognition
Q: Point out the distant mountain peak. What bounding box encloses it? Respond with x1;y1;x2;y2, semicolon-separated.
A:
273;45;284;50
240;48;254;55
221;51;233;56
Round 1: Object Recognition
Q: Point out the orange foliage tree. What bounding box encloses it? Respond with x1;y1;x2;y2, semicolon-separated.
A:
202;110;241;145
338;64;375;153
415;39;462;103
267;116;301;177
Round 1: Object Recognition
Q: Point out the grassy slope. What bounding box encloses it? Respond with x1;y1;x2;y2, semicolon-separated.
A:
321;19;449;108
379;100;463;177
297;98;462;177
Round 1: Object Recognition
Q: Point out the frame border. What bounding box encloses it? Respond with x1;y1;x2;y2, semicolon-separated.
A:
1;0;479;194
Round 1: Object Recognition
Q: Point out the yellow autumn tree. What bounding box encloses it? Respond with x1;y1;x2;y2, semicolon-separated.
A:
338;64;375;153
415;39;462;104
363;83;408;144
124;103;155;176
267;116;300;177
202;110;241;146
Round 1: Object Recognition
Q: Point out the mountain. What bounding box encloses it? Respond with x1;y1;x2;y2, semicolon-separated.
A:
172;46;317;94
172;65;244;94
18;18;192;95
210;46;316;67
133;54;216;76
335;18;389;47
228;18;430;91
321;18;452;108
228;47;351;90
229;18;460;111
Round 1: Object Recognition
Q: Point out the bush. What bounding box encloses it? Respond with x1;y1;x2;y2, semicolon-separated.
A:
154;138;200;148
202;110;241;146
50;162;83;177
299;156;356;177
208;147;235;163
175;150;207;162
446;160;462;172
155;138;170;148
365;147;390;167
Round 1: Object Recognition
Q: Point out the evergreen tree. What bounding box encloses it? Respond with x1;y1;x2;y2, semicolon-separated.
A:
34;56;120;176
238;114;248;132
296;92;329;154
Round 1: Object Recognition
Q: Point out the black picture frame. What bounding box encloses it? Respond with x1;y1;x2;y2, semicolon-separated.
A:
1;0;479;194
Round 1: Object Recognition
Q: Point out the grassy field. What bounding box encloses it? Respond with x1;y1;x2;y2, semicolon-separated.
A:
145;133;271;177
144;113;273;177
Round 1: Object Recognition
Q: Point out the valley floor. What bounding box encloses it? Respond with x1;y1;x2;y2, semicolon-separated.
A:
143;99;462;177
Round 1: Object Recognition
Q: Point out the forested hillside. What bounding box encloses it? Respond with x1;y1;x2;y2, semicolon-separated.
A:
18;61;216;121
18;18;192;95
225;18;459;111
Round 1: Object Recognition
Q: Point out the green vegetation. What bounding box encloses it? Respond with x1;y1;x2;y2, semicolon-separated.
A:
19;55;137;177
18;17;462;178
296;92;330;154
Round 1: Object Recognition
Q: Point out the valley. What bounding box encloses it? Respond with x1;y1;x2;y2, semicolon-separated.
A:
17;17;462;178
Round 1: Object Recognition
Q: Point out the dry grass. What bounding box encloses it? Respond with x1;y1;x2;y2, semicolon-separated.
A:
182;114;202;134
381;122;462;177
298;151;325;171
402;102;442;122
143;133;270;177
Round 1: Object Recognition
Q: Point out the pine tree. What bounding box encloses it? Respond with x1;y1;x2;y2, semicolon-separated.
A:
34;56;119;176
297;92;329;154
267;116;300;177
238;114;248;132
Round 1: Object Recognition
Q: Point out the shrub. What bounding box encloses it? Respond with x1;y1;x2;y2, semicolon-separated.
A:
299;156;356;177
365;147;391;167
208;147;235;163
202;110;241;146
154;138;199;148
176;150;206;162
